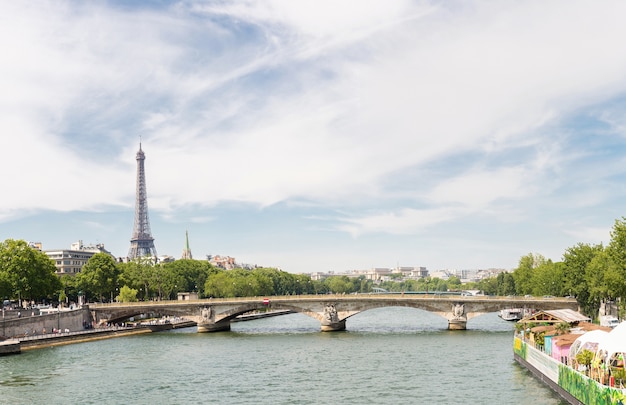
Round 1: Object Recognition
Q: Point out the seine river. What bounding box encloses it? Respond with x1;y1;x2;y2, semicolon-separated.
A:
0;308;566;405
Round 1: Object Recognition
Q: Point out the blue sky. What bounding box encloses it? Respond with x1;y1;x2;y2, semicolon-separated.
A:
3;1;626;274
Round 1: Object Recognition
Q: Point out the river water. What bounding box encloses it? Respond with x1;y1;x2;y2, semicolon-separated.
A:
0;308;566;405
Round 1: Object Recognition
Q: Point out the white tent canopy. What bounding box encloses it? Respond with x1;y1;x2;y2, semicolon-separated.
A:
610;320;626;336
596;322;626;364
569;329;610;359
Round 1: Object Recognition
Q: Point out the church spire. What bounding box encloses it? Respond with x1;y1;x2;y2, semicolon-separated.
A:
181;230;193;260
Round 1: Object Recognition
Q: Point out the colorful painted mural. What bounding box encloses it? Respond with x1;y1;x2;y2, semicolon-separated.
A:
515;337;626;405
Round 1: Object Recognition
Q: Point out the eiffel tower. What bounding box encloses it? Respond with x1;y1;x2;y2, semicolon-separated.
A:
128;143;158;259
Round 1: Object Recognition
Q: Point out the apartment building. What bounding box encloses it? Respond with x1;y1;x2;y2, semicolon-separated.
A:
44;240;114;276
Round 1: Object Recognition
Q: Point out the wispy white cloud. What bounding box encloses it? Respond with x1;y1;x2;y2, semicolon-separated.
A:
336;207;466;237
563;226;611;245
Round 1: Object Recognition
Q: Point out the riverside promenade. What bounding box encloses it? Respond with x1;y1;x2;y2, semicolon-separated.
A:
18;326;151;350
0;326;150;356
0;313;197;354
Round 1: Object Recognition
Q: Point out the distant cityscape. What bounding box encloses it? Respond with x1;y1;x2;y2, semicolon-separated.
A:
25;143;508;283
27;238;507;285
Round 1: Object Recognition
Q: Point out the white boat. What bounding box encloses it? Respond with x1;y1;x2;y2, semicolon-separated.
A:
499;308;523;321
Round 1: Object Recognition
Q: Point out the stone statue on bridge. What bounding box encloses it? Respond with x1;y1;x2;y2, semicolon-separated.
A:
323;304;339;323
453;303;465;320
201;307;212;322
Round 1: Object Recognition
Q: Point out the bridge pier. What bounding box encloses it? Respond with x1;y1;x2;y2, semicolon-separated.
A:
197;320;231;333
319;303;346;332
320;319;346;332
446;303;467;330
447;319;467;330
195;306;232;333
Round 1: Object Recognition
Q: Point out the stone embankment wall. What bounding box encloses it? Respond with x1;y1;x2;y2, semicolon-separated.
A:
0;307;92;338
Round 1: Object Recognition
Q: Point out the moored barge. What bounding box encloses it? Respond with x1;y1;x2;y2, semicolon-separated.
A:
513;311;626;404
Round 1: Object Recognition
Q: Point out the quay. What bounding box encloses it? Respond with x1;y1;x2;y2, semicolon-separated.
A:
19;326;151;350
0;339;21;355
0;305;199;352
0;305;293;352
0;327;150;355
19;318;198;349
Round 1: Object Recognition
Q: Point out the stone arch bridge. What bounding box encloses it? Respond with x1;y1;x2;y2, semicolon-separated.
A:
89;294;579;332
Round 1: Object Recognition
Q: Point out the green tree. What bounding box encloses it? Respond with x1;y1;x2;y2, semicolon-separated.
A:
250;269;275;296
119;257;155;300
204;271;232;298
324;276;354;294
447;276;462;291
513;253;546;295
554;322;570;335
576;349;595;375
430;277;448;292
477;276;498;295
562;243;602;298
76;253;120;302
229;269;259;297
150;264;179;300
163;259;214;297
416;276;432;293
585;249;611;317
0;239;61;304
60;273;80;306
606;217;626;304
356;276;373;293
0;266;13;300
401;279;419;292
117;285;138;302
531;260;564;297
495;272;516;296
